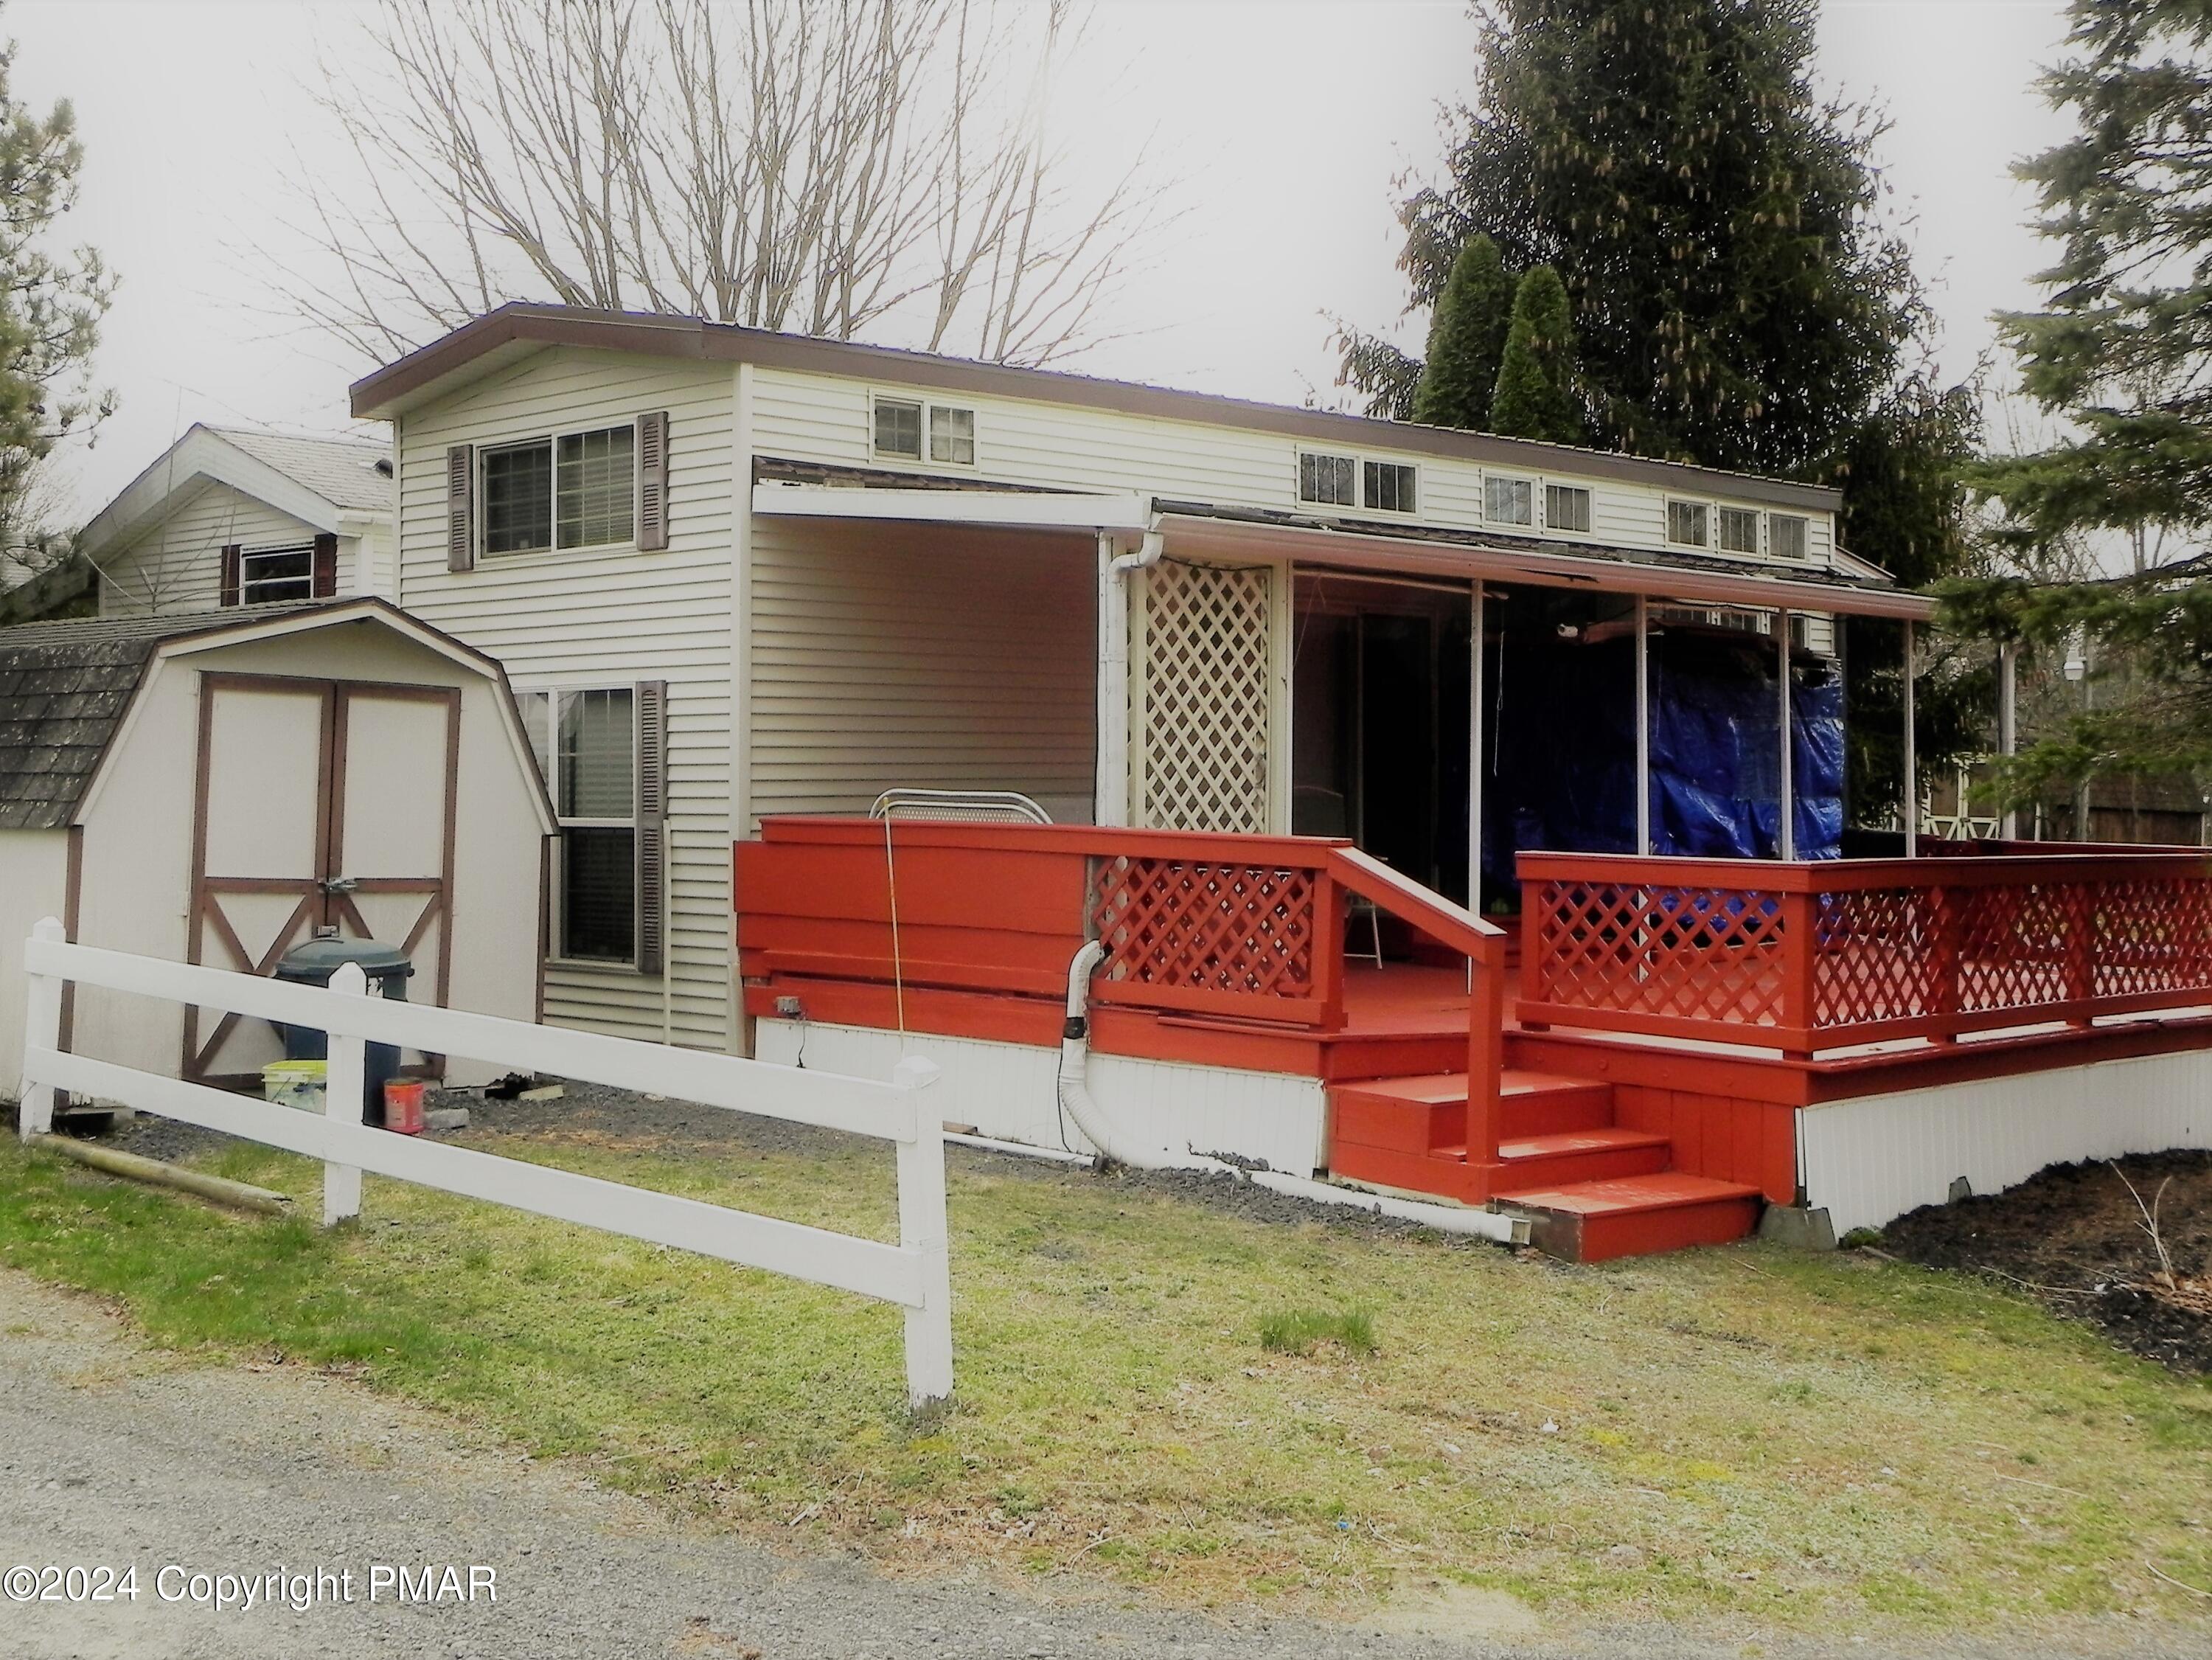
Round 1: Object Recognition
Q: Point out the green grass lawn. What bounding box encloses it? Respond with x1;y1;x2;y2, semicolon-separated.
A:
1;1119;2209;1635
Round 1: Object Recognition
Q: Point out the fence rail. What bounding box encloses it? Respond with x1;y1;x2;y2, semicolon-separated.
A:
16;918;954;1406
1517;850;2212;1057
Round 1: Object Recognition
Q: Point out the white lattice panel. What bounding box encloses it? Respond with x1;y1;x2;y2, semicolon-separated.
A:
1133;560;1274;833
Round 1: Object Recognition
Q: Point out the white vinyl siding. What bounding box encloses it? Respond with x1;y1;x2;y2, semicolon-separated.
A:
747;518;1096;823
394;350;733;1048
749;364;1836;569
100;482;326;617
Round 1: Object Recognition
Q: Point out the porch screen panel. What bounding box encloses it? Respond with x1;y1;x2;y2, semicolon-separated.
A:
1133;558;1274;833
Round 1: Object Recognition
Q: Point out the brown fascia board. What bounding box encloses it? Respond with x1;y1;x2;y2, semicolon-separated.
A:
349;302;1845;515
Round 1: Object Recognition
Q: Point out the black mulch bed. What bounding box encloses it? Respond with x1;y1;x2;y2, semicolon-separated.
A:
1880;1149;2212;1376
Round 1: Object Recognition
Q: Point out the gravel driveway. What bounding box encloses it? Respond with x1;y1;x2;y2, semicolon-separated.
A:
3;1235;2204;1660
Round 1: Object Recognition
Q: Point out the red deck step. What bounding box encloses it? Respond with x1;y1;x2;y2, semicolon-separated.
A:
1490;1173;1763;1263
1328;1066;1762;1260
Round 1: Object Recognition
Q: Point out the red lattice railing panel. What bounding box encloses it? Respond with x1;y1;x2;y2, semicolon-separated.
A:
1526;880;1788;1027
1520;851;2212;1052
1091;855;1319;1013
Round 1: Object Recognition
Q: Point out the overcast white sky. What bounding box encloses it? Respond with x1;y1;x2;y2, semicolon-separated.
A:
13;0;2079;524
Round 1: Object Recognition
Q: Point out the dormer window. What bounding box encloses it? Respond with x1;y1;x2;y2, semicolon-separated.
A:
1717;506;1760;555
874;395;977;466
1298;451;1357;507
1545;484;1592;532
1364;460;1416;514
1768;514;1809;560
1485;475;1534;527
1666;499;1710;549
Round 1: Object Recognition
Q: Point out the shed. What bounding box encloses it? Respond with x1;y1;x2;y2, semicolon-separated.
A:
0;599;555;1103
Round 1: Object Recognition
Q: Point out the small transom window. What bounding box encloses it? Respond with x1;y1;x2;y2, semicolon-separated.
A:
241;544;313;605
1298;451;1357;507
1666;500;1710;548
1485;476;1534;527
1364;459;1416;514
874;398;923;459
1545;484;1592;533
1717;506;1760;555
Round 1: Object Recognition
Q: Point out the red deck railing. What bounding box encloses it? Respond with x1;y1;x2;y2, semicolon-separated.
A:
1517;850;2212;1057
734;818;1510;1159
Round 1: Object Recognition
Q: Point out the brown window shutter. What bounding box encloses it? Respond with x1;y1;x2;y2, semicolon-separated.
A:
311;532;338;597
218;544;241;607
636;411;669;551
633;678;669;976
446;444;476;572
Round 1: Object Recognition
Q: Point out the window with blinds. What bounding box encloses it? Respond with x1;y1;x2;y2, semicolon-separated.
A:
512;682;667;971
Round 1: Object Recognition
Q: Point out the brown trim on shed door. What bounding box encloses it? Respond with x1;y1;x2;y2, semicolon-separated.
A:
218;544;242;608
312;532;339;597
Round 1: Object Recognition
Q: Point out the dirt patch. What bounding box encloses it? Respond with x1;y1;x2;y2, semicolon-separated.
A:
1881;1150;2212;1375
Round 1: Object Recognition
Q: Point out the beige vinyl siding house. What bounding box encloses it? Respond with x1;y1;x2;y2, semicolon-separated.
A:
352;305;1894;1055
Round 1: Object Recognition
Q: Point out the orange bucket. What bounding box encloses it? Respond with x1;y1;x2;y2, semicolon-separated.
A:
383;1080;427;1135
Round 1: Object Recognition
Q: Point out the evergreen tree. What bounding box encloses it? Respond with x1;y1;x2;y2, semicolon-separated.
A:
1487;265;1583;444
1411;234;1515;429
0;15;112;553
1955;1;2212;791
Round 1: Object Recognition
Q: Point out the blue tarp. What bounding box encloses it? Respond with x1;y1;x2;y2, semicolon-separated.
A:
1485;632;1844;878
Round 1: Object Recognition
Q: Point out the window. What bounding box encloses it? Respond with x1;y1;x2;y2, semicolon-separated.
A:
873;395;976;466
874;397;922;459
1545;483;1592;533
1485;476;1534;527
930;406;976;465
557;426;636;548
481;425;636;556
515;686;640;965
483;440;554;555
1666;499;1710;548
1364;459;1417;514
1717;506;1760;555
1768;514;1809;560
1298;451;1357;507
240;544;314;604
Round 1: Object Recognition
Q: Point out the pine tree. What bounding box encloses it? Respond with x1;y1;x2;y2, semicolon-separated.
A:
0;20;113;553
1952;1;2212;791
1411;234;1515;430
1487;265;1582;444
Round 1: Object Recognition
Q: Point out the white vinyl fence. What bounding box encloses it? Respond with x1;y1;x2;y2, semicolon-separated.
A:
14;917;953;1406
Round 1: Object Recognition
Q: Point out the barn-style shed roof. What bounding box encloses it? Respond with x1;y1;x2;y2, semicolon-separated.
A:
0;600;531;834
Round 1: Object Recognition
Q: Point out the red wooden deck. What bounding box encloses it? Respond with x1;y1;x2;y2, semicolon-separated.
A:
736;822;2212;1260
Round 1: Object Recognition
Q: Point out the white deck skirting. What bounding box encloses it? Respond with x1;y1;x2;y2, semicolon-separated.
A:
753;1018;1329;1175
1801;1049;2212;1235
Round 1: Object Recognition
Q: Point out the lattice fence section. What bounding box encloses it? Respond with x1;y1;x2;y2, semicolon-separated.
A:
1091;856;1317;1001
1812;886;1939;1027
2085;878;2212;999
1135;560;1273;833
1528;880;1787;1026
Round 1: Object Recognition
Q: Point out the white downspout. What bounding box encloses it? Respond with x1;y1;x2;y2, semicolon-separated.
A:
1052;940;1524;1242
1096;522;1164;828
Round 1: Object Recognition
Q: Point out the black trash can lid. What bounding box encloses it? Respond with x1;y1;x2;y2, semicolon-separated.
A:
273;937;415;983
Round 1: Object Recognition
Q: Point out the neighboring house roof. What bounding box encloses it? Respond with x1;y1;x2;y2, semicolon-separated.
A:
77;424;392;562
349;301;1843;516
0;599;549;835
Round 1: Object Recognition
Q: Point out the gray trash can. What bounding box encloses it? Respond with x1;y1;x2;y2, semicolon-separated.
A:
273;938;414;1126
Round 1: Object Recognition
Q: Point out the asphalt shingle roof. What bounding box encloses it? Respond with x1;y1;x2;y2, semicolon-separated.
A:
214;428;392;513
0;604;327;831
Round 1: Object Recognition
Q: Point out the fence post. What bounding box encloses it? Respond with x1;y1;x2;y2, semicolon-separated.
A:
322;962;369;1226
17;917;66;1141
891;1055;952;1409
1778;889;1818;1060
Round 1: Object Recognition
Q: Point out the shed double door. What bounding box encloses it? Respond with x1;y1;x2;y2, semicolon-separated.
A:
184;673;459;1087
